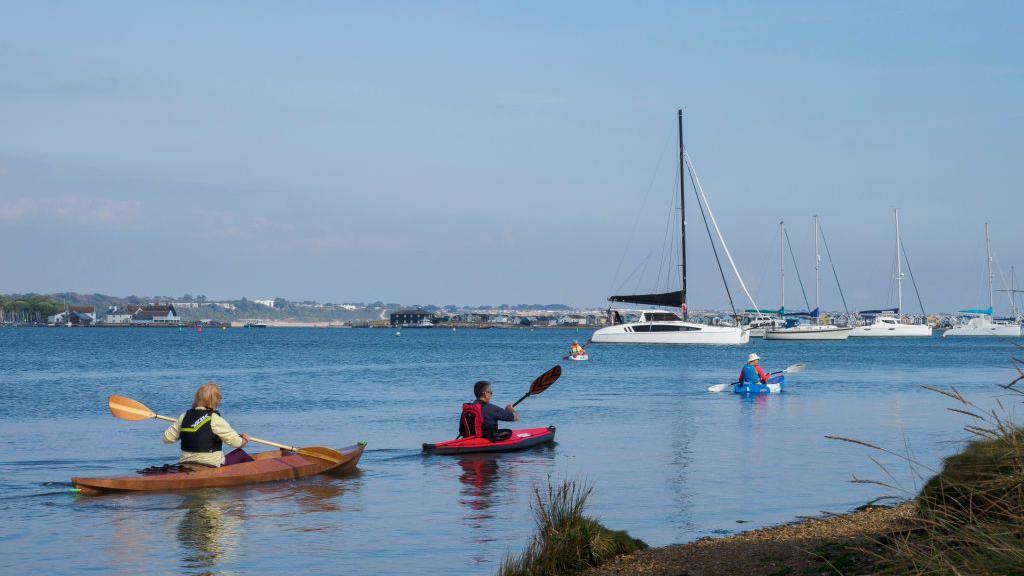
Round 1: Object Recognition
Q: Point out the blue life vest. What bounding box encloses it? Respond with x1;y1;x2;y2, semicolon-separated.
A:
740;364;761;384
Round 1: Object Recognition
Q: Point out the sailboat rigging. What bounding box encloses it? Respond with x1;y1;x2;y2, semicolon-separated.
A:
592;110;751;345
943;223;1022;337
851;209;932;337
764;215;852;340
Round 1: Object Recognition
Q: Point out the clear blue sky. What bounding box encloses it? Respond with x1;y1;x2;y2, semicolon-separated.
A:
1;2;1021;313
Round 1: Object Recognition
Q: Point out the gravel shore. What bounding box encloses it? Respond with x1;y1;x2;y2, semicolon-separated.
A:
585;503;919;576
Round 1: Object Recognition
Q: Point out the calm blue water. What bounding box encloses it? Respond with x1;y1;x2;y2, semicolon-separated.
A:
0;327;1020;574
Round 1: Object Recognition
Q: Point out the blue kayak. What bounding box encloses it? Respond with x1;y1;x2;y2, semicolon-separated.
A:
734;373;785;394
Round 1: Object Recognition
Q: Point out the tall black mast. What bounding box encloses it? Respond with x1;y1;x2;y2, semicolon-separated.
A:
678;109;687;319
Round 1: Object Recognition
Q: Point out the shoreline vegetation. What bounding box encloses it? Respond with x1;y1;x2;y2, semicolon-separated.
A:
512;351;1024;576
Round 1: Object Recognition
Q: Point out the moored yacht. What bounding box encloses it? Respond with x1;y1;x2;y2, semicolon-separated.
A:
850;209;933;337
591;110;756;345
764;321;852;340
851;312;932;337
943;224;1023;338
591;310;750;344
764;216;851;341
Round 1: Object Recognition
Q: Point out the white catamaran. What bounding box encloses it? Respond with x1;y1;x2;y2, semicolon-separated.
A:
764;215;852;340
850;209;932;337
591;110;755;345
943;223;1022;338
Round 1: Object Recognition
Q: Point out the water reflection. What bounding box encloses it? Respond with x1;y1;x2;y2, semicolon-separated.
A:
446;446;556;563
457;456;501;524
173;492;245;574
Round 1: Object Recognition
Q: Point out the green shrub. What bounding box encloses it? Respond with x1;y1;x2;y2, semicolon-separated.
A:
498;478;647;576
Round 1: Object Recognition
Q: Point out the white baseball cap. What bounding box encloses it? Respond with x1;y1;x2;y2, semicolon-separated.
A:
747;353;761;362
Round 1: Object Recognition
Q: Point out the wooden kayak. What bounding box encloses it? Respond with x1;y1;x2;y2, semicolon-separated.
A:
72;443;364;495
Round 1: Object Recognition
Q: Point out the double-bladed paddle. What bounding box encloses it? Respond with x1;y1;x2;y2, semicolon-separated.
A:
707;363;806;393
512;365;562;408
107;395;342;464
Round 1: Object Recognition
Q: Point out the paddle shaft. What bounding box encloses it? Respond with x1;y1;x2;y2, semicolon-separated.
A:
512;392;530;408
154;413;302;453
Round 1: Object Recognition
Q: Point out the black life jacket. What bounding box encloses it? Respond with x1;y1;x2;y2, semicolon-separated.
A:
458;402;483;439
180;408;222;453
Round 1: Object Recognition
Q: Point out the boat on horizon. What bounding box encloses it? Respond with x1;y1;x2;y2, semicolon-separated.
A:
765;216;851;341
851;209;932;337
944;223;1022;338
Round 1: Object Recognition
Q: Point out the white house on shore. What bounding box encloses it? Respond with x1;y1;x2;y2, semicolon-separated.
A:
104;305;134;324
130;304;180;325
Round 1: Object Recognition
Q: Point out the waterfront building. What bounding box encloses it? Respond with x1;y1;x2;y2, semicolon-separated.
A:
103;306;133;324
389;308;433;327
130;304;180;325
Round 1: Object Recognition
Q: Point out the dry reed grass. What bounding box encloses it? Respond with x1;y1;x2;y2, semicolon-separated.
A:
830;343;1024;575
497;478;647;576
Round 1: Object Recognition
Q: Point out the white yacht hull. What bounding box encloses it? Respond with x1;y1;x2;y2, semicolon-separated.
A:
748;327;767;338
591;322;749;345
943;318;1021;337
850;322;932;337
764;325;852;340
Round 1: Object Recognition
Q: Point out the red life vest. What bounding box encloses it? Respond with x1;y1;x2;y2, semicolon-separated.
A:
458;402;483;438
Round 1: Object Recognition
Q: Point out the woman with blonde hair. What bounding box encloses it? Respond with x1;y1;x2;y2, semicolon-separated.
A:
163;382;251;467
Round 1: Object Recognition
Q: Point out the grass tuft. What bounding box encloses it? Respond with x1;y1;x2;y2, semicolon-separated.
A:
497;478;646;576
835;344;1024;575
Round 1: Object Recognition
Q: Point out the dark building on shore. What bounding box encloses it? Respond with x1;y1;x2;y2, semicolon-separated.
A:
389;308;433;327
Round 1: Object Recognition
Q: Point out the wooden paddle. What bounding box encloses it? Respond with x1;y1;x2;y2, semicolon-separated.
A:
512;365;562;408
707;363;806;393
108;395;342;464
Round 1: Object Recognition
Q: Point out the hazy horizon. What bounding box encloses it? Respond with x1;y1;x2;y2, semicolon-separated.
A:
2;2;1022;314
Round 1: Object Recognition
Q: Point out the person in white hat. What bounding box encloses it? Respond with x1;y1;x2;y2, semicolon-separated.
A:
739;353;769;385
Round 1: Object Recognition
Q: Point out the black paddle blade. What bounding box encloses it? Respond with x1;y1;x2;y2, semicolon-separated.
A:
528;365;561;396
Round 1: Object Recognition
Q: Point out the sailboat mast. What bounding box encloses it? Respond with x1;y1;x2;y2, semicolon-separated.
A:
895;208;902;314
780;221;785;311
814;215;821;316
986;222;993;312
678;109;687;320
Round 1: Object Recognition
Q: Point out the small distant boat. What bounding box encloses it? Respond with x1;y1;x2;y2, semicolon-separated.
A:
744;313;784;338
944;224;1022;338
244;322;268;328
567;353;589;362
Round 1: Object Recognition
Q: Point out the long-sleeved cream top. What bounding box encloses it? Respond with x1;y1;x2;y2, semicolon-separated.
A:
162;407;245;467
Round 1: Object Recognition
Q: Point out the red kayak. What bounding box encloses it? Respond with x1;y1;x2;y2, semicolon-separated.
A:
422;426;556;455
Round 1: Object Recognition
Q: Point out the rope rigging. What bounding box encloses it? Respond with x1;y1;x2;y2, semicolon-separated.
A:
690;160;736;316
784;228;811;313
817;219;849;315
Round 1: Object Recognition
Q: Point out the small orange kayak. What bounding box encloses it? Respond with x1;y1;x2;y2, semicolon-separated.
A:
72;443;364;495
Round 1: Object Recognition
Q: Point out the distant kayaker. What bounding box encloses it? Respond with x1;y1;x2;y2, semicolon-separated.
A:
570;340;585;358
739;353;770;385
163;382;252;467
459;380;519;441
